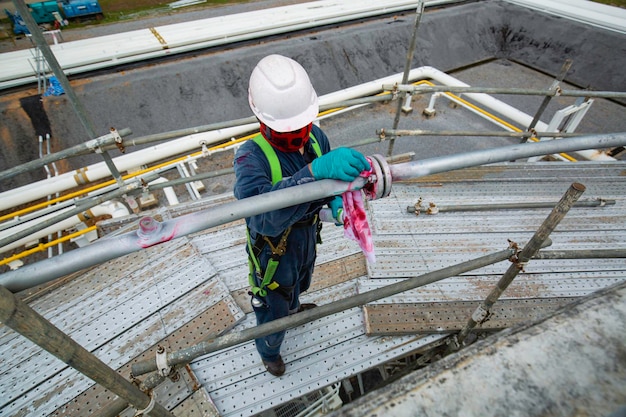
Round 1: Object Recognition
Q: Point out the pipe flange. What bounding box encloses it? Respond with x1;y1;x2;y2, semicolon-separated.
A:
370;154;392;199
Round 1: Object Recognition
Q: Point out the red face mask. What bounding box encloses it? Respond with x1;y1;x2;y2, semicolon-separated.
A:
259;121;312;153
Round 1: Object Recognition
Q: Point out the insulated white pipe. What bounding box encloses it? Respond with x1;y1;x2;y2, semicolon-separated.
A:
0;200;129;255
0;124;256;212
0;66;608;214
343;66;612;162
150;177;180;206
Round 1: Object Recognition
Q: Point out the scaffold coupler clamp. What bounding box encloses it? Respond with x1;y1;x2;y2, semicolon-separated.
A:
472;304;491;325
111;127;125;153
156;345;173;377
446;334;461;352
134;392;156;417
507;239;528;271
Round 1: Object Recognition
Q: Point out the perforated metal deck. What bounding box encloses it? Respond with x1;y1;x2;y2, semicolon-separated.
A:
191;308;444;417
0;239;245;417
360;162;626;336
2;162;626;417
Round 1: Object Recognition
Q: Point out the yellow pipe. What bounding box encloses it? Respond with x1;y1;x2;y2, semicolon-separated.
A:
1;82;577;222
415;80;577;162
0;225;97;267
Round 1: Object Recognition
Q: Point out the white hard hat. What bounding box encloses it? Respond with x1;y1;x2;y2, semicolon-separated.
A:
248;54;319;132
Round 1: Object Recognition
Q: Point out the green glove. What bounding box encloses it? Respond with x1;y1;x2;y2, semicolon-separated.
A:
310;148;370;182
328;196;343;225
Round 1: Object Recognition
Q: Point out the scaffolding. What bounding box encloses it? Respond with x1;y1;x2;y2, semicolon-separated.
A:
1;0;626;416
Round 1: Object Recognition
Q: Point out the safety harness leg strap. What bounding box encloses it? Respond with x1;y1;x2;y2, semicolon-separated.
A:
247;131;323;297
247;227;292;297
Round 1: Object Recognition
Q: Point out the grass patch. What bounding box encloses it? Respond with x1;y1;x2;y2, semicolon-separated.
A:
96;0;248;22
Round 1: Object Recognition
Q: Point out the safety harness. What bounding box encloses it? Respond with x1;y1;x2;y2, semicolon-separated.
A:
247;132;322;297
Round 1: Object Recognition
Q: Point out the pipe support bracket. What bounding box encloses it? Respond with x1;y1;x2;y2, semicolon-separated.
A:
155;346;172;377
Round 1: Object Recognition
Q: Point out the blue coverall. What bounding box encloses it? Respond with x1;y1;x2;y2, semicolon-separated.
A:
233;125;331;362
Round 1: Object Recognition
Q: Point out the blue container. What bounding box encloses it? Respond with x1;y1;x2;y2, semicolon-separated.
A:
60;1;103;20
28;1;61;24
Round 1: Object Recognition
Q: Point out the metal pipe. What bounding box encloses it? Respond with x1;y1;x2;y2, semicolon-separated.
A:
0;124;255;212
131;244;536;377
102;118;256;150
526;59;573;136
0;285;175;417
0;202;120;256
455;182;586;347
533;249;626;259
0;128;132;182
0;178;149;253
3;133;625;291
382;129;582;138
387;0;425;157
388;84;626;99
406;198;615;214
97;373;168;417
0;177;366;292
389;132;626;181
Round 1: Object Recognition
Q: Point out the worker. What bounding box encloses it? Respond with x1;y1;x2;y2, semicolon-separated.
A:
234;54;370;377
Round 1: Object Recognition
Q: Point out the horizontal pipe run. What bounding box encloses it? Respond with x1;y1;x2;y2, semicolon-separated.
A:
0;128;132;182
0;177;150;253
131;244;536;377
0;177;366;292
0;124;257;212
100;117;257;151
389;133;626;181
387;84;626;99
2;133;624;291
533;249;626;259
406;199;615;213
383;129;582;138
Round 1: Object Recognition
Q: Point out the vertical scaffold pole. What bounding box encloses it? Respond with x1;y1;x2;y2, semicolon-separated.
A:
454;182;586;347
0;285;175;417
13;0;126;187
386;0;425;157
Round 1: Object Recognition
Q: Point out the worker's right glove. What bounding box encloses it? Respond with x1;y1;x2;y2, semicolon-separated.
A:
310;148;371;182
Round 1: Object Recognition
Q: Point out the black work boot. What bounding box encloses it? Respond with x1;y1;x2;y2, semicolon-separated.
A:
263;355;286;377
297;303;317;312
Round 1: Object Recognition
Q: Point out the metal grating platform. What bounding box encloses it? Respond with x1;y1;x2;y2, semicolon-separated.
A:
358;161;626;337
191;307;445;417
0;239;245;417
363;298;579;335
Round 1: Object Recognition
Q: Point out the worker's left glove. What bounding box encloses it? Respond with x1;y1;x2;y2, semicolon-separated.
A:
310;148;371;182
328;196;344;225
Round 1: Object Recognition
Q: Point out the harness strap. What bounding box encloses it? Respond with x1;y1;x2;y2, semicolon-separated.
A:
247;131;322;297
247;227;292;297
252;132;322;185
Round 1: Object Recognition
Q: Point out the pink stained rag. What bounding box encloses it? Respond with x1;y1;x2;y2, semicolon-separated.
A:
342;165;375;264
